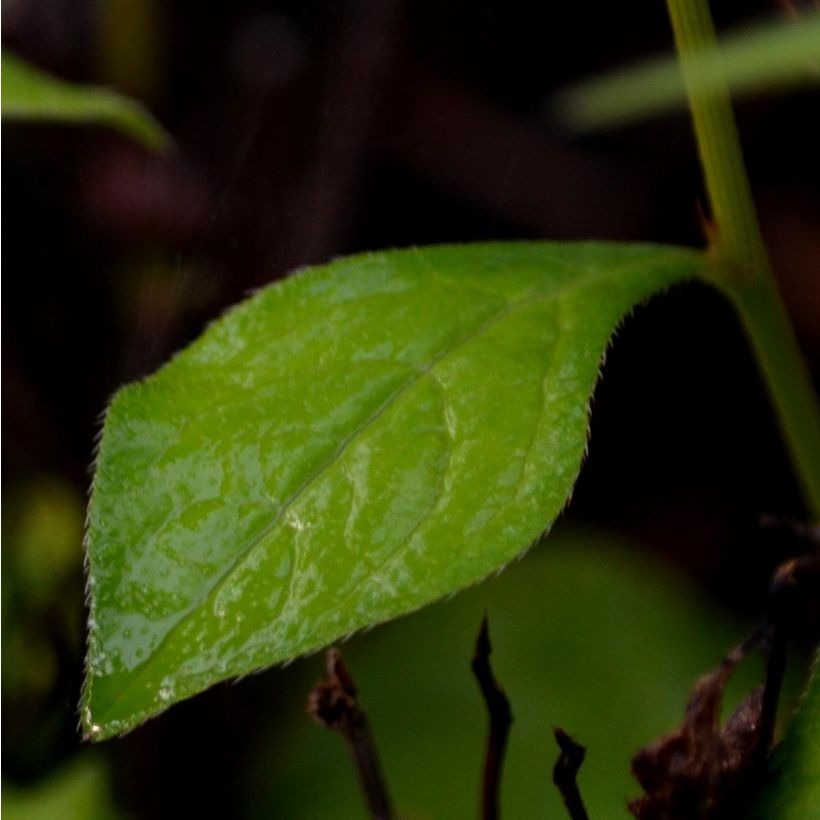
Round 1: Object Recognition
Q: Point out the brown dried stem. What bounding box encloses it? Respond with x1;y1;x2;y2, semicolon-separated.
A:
553;728;590;820
472;616;513;820
307;648;394;820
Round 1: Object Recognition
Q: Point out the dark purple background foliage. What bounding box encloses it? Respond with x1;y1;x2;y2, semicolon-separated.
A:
3;0;818;815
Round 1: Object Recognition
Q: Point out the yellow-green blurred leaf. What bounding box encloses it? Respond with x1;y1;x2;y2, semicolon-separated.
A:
2;50;170;150
1;626;58;697
12;477;84;608
554;12;820;132
2;756;121;820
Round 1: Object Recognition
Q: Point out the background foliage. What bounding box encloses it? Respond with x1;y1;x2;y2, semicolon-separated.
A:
3;0;819;816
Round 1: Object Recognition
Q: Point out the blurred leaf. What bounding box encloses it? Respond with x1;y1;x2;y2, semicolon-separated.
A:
82;242;702;739
750;658;820;819
249;528;768;819
2;477;86;724
12;476;85;609
553;12;820;132
1;50;170;150
96;0;165;100
2;627;58;698
2;756;121;820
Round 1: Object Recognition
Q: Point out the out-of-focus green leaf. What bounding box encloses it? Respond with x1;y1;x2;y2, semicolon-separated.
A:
1;50;169;150
553;12;820;132
247;528;768;819
1;756;121;820
750;658;820;819
2;627;58;698
82;242;702;740
2;476;85;696
13;477;85;608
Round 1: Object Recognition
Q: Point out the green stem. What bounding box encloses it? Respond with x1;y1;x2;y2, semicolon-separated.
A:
666;0;820;517
721;275;820;517
665;0;767;278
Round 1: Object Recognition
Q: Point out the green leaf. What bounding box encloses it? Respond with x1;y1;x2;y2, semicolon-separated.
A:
750;657;820;819
2;755;120;820
553;12;820;132
1;50;170;151
82;241;702;739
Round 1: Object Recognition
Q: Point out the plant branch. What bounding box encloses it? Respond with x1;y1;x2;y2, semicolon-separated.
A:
308;648;394;820
666;0;820;517
665;0;767;278
552;728;589;820
721;276;820;517
472;617;513;820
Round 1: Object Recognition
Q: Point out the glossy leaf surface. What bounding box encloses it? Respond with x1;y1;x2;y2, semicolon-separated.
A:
83;241;701;738
2;50;169;151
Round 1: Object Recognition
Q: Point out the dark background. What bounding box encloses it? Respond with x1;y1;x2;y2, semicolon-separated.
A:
3;0;819;816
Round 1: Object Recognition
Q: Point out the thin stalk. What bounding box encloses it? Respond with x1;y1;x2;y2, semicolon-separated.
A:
722;274;820;516
666;0;820;516
472;617;513;820
308;649;394;820
552;729;589;820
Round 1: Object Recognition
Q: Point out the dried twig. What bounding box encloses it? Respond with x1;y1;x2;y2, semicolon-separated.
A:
472;617;513;820
307;648;394;820
628;628;768;819
552;728;590;820
628;551;820;818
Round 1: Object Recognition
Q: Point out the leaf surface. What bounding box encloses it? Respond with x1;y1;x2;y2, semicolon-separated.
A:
83;241;701;738
1;50;169;151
